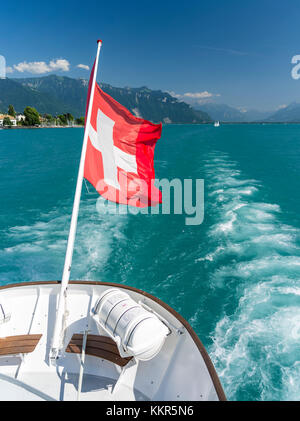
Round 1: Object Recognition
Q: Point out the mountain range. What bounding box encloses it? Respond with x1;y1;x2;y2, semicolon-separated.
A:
195;103;273;122
0;75;211;124
264;103;300;122
1;75;300;123
195;102;300;123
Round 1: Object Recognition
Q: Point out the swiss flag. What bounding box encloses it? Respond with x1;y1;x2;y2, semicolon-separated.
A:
84;66;162;207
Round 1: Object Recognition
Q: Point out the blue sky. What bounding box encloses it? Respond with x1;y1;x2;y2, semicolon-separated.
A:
1;0;300;111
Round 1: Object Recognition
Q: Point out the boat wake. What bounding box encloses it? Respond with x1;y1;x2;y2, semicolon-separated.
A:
2;135;300;401
0;196;128;284
202;151;300;400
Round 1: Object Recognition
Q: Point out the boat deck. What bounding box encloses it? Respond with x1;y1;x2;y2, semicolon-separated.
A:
0;370;148;401
0;281;225;401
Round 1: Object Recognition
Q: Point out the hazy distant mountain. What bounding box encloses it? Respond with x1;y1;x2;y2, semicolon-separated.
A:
196;103;245;122
266;103;300;122
196;103;272;122
0;75;211;123
241;109;273;122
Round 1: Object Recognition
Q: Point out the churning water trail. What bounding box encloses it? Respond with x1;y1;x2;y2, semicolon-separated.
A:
2;125;300;401
202;151;300;401
0;194;129;284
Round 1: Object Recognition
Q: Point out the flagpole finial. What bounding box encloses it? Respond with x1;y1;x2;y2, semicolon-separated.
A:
97;39;102;44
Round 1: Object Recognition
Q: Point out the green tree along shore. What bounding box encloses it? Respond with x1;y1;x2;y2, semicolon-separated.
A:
1;104;85;128
8;104;16;117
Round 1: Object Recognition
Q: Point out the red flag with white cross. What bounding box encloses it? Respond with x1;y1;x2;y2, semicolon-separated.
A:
83;66;162;207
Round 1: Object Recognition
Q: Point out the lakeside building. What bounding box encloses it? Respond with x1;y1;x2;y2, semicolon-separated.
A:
0;114;17;126
16;114;25;122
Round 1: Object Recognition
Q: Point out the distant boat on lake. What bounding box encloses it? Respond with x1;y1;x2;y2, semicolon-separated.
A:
214;121;220;127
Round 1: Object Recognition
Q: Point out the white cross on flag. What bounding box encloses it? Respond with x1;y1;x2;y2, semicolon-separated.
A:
84;68;162;207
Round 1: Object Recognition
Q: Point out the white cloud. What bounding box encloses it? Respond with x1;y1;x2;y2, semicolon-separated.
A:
5;66;14;74
13;59;70;74
48;59;70;72
276;104;287;110
77;64;90;71
14;61;50;74
183;91;217;99
169;90;221;105
167;91;181;99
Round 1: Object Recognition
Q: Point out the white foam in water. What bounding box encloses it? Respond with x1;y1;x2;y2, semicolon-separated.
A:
0;197;128;283
201;151;300;401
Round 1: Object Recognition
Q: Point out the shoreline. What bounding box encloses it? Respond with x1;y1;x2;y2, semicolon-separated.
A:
0;125;84;130
1;122;300;130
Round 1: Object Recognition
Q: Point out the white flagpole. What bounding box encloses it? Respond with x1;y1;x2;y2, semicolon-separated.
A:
50;40;102;362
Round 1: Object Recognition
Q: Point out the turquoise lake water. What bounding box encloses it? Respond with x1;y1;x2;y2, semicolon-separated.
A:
1;125;300;400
